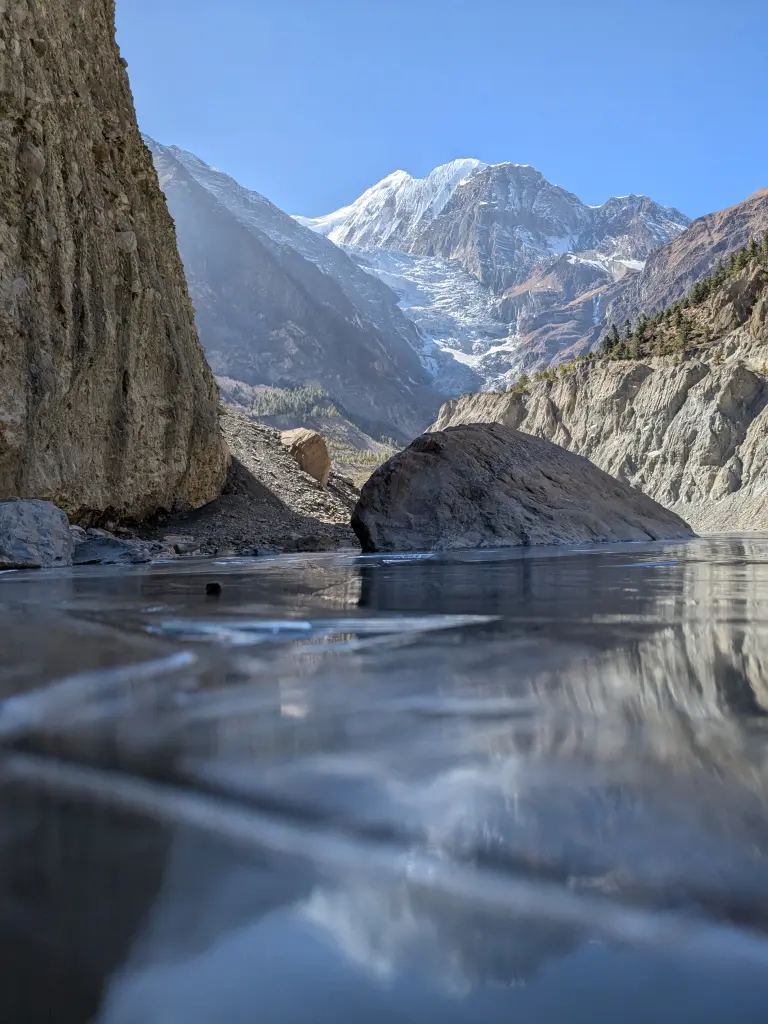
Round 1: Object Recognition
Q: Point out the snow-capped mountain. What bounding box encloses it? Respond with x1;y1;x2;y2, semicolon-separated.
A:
147;135;692;419
299;161;690;383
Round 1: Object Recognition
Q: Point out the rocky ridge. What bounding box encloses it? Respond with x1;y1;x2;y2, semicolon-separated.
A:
603;189;768;336
433;259;768;532
0;0;227;522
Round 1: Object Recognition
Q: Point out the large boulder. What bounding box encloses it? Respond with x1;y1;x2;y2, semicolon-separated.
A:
0;500;73;568
0;0;228;522
280;428;331;486
352;424;694;553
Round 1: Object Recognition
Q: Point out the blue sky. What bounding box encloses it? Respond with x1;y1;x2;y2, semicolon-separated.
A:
116;0;768;220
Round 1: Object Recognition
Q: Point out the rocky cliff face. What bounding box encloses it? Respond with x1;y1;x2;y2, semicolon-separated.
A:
603;189;768;333
300;162;689;385
407;167;685;300
433;265;768;532
0;0;227;522
147;140;470;442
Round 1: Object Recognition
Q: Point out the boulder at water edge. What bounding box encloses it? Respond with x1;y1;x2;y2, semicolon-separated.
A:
351;424;694;553
0;500;74;569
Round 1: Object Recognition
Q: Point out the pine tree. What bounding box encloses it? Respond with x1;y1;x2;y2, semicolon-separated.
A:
604;324;620;354
677;319;691;350
635;315;647;349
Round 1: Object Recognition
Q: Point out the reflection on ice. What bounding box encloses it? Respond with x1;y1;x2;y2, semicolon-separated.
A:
146;613;496;645
3;538;768;1020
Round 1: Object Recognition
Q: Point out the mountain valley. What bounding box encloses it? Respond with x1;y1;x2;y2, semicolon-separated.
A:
147;139;470;443
149;143;699;441
143;135;768;512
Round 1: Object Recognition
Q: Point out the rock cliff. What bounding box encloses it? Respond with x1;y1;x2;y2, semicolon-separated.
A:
0;0;227;522
433;264;768;532
604;189;768;333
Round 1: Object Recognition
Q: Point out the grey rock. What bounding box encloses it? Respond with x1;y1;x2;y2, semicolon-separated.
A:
17;141;45;196
114;229;138;253
283;534;341;553
73;537;152;566
352;424;693;553
0;2;228;522
0;500;74;569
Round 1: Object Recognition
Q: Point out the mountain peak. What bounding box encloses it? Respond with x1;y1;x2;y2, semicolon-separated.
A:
428;157;487;177
297;158;488;248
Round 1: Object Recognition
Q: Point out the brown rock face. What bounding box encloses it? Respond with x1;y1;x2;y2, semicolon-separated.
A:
280;428;331;486
605;190;768;332
0;0;228;522
352;424;693;553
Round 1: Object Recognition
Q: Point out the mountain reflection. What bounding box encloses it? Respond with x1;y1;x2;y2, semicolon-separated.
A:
3;538;768;1020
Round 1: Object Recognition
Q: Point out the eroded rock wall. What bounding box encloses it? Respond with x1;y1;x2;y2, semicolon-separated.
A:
0;0;227;521
433;358;768;532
